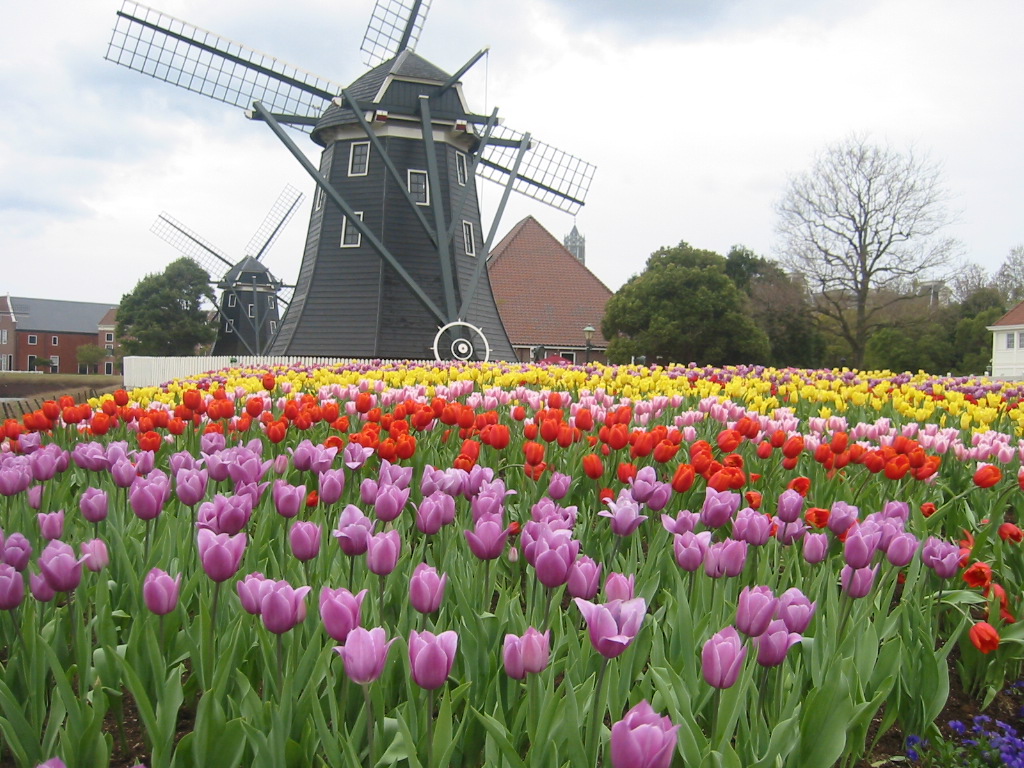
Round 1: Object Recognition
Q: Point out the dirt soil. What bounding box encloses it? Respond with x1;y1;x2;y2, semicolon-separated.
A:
0;374;122;416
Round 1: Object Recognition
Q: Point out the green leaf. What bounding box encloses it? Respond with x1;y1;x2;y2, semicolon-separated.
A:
470;706;528;768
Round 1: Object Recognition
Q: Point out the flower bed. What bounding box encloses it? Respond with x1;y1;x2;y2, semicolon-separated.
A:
1;362;1022;768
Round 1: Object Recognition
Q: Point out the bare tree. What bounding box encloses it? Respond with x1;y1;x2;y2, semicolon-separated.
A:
776;135;958;368
948;260;993;304
994;244;1024;305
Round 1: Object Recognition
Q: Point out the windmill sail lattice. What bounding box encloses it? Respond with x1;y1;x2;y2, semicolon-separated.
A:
108;0;596;361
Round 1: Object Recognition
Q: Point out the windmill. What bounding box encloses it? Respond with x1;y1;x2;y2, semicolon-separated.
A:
151;185;304;356
106;0;596;362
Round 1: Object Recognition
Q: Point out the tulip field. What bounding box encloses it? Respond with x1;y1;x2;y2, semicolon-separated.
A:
1;361;1023;768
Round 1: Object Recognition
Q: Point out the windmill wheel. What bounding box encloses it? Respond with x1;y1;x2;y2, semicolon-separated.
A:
433;321;490;363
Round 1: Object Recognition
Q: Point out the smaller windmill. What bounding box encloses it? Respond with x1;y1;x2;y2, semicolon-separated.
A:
150;185;303;356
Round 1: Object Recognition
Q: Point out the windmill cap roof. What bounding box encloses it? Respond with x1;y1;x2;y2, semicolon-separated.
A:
219;256;280;288
311;50;455;146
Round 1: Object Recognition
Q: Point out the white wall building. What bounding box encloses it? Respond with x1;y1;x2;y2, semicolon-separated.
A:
988;302;1024;379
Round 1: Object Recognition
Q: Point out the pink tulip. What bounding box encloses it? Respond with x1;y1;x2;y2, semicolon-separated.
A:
408;629;458;690
574;597;647;659
335;626;394;684
320;586;367;642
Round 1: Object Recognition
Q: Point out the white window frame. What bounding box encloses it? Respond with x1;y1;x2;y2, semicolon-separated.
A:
267;296;276;309
1018;332;1024;348
455;152;468;186
51;335;59;345
104;361;113;375
0;329;7;344
49;355;59;372
27;334;37;345
247;304;255;319
270;320;278;334
228;293;237;308
341;212;364;248
105;332;113;343
226;319;235;333
313;185;325;212
408;170;429;205
462;220;476;257
105;344;114;353
348;142;370;176
27;354;36;369
558;351;577;364
1008;333;1016;350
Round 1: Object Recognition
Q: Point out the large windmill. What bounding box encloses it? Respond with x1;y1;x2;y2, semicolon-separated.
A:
106;0;596;361
151;185;304;356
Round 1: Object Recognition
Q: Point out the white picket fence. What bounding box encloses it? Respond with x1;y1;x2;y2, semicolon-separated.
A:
122;356;431;389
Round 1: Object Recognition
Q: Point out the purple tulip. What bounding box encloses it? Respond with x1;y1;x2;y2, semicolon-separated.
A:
775;588;816;634
567;555;602;599
753;619;802;667
547;471;571;500
732;508;772;546
374;483;410;523
38;540;83;592
415;492;454;535
34;757;67;768
318;468;346;506
28;485;42;509
704;540;747;578
79;487;109;523
333;505;375;556
29;449;59;482
471;492;504;524
841;564;879;599
827;501;859;536
200;432;226;454
574;597;647;659
174;467;209;507
604;572;635;602
531;530;580;588
609;700;680;768
71;442;110;472
226;451;272;487
408;629;458;689
419;465;447;497
628;466;659;504
886;531;919;567
16;432;41;454
409;563;447;614
320;586;367;642
260;580;311;634
881;500;910;524
464;519;510;562
143;568;181;615
290;440;337;473
600;491;648;537
2;533;32;571
203;451;232;483
701;626;746;689
775;489;804;524
237;572;271;615
37;511;64;541
30;570;55;602
110;457;137;489
80;539;109;572
197;529;247;583
0;563;25;610
343;442;374;470
290;521;322;562
673;531;711;572
503;627;551;679
0;462;32;496
272;480;306;519
774;520;807;546
365;530;401;576
700;487;741;528
378;459;412;490
843;524;881;569
335;626;394;684
129;475;168;521
168;449;197;475
360;478;380;505
735;585;777;637
802;532;829;564
921;536;960;579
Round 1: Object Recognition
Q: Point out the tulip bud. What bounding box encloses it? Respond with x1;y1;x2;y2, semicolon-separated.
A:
320;586;367;643
143;568;182;615
334;626;394;684
289;521;322;562
701;626;746;689
610;700;680;768
409;563;447;614
408;630;458;689
79;539;109;572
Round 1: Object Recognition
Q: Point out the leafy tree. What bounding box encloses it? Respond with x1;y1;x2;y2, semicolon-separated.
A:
75;344;108;373
776;135;957;368
116;258;216;356
601;242;770;365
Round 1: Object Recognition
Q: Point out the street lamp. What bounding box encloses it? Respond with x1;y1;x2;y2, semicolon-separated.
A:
583;324;595;364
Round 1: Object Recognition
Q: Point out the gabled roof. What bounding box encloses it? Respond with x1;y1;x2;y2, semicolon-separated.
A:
992;300;1024;327
487;217;612;348
7;296;117;334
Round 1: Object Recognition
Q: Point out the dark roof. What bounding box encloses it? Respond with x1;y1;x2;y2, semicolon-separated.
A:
487;217;612;348
992;300;1024;327
312;50;453;146
219;256;280;288
7;296;116;333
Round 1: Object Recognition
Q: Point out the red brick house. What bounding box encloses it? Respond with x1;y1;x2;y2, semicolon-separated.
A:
0;296;120;374
487;217;612;364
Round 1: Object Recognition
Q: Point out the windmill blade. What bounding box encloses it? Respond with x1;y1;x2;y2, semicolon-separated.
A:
361;0;433;67
151;213;234;280
245;185;305;260
476;125;596;216
278;285;295;307
106;1;341;128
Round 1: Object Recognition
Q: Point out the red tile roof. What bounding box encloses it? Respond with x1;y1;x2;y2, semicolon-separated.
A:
487;217;612;348
992;300;1024;327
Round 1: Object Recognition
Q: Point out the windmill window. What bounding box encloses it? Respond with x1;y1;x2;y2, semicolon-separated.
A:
27;335;37;346
341;212;364;248
313;186;325;211
228;294;237;308
349;142;370;176
456;152;468;186
462;221;476;257
267;296;276;309
408;170;429;205
247;304;255;318
226;319;235;333
270;320;278;334
51;336;59;345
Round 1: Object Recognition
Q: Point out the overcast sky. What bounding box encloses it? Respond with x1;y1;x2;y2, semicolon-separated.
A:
2;0;1022;305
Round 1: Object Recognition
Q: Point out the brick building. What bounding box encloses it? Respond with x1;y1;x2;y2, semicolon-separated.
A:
0;296;120;374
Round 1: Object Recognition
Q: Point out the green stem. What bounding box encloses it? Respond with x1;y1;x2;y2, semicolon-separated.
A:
427;688;435;768
586;657;611;768
363;684;374;768
277;633;285;698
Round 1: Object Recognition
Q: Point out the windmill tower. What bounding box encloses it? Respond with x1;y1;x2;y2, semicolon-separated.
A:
106;0;596;361
150;186;304;355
